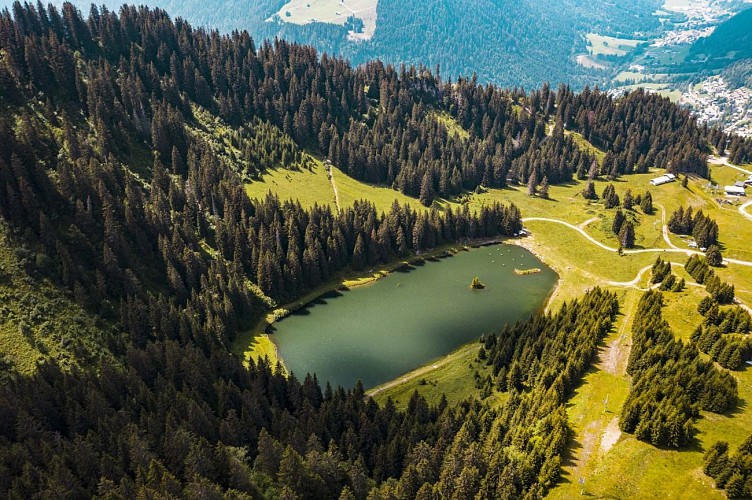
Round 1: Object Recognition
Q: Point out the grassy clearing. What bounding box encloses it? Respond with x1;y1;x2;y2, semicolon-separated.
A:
274;0;378;38
568;131;606;164
551;289;636;498
661;283;707;341
614;71;651;83
614;83;682;102
367;343;493;410
586;34;643;57
429;110;470;140
246;163;337;209
576;54;609;70
245;158;440;213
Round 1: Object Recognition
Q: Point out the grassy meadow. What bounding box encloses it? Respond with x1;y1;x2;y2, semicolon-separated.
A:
240;137;752;497
586;34;643;57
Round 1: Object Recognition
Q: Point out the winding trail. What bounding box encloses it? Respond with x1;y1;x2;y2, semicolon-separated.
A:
740;201;752;221
605;265;654;288
578;217;600;229
521;217;752;267
709;155;752;176
657;204;679;250
326;163;342;212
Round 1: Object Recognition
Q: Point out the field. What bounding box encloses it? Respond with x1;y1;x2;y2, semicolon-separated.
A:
614;82;683;101
576;54;609;70
613;71;668;84
245;157;428;213
273;0;378;39
586;34;643;57
242;139;752;497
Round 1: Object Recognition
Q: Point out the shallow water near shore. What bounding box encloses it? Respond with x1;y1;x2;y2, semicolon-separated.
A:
271;244;557;389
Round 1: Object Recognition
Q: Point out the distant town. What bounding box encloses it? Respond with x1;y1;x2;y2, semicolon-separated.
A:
680;76;752;138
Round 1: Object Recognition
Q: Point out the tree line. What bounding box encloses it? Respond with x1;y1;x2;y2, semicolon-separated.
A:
704;434;752;498
651;257;685;292
692;299;752;370
620;290;738;448
668;207;719;249
0;1;737;211
686;254;735;304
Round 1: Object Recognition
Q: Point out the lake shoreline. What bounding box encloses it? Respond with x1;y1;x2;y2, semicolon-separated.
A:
509;237;563;313
362;237;565;395
234;235;536;369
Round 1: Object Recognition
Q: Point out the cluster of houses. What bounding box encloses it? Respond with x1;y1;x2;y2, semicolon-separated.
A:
724;175;752;197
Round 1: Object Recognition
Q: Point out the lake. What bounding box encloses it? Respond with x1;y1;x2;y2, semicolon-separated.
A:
271;244;558;389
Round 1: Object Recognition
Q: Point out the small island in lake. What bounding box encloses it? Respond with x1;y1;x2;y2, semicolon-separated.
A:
515;268;542;276
470;276;486;289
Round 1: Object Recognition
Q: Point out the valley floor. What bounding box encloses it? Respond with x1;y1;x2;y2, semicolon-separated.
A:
242;150;752;498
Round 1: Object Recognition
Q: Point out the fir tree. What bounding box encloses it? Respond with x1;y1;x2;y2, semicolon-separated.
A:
640;191;653;214
619;221;635;249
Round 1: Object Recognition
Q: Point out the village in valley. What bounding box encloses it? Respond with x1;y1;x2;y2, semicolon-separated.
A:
679;76;752;138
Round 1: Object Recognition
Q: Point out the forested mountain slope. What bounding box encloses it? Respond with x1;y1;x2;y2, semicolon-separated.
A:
688;7;752;70
0;2;750;497
721;59;752;89
1;0;662;88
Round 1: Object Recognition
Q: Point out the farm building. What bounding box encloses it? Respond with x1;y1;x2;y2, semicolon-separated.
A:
650;173;676;186
725;185;746;196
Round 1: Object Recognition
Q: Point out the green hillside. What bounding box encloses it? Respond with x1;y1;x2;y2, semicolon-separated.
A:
5;0;661;88
1;3;752;499
689;8;752;67
0;224;116;376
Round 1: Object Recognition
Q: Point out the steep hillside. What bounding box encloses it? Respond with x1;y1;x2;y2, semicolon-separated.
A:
722;58;752;89
0;3;751;498
1;0;661;88
689;7;752;68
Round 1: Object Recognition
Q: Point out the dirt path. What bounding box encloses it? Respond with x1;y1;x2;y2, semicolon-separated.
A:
578;217;600;229
600;417;622;453
602;290;635;375
522;217;752;267
740;201;752;221
568;308;631;481
326;163;342;212
366;343;478;398
606;265;653;288
657;204;680;250
709;155;752;175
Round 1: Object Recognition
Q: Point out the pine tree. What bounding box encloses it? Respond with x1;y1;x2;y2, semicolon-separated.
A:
352;233;366;271
582;181;597;200
623;189;634;210
706;245;723;267
640;191;653;214
540;176;549;199
419;172;434;207
619;221;635;249
612;209;625;235
527;170;537;197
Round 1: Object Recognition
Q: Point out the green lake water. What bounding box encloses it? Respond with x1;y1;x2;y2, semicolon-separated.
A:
271;244;558;389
